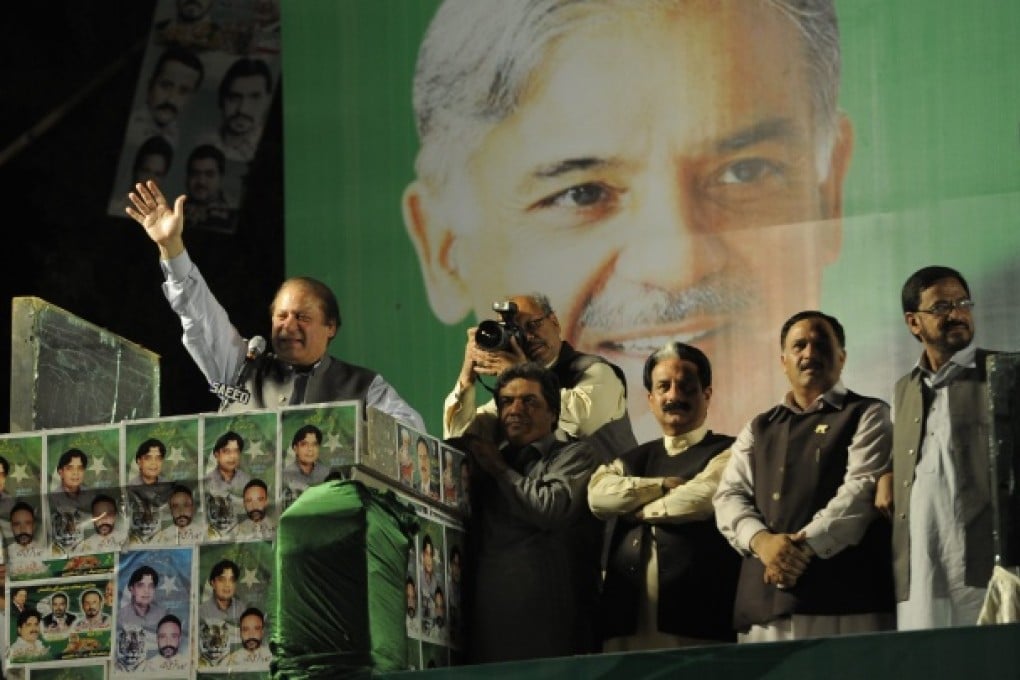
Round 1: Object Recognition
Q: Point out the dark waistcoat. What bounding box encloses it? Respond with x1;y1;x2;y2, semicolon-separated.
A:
600;433;739;641
733;392;894;631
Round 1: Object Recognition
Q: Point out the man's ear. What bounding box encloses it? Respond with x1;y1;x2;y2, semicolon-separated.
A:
817;113;854;264
904;312;922;340
403;180;471;324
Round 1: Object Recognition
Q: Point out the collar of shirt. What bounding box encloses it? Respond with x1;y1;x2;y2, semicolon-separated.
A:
499;431;558;456
285;357;324;375
914;342;977;388
663;424;708;455
777;380;848;417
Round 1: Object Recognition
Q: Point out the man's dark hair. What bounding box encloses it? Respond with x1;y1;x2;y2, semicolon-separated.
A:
239;606;265;625
129;565;159;588
157;613;182;631
50;592;68;606
214;431;244;455
150;45;204;90
449;545;461;562
0;454;11;476
901;265;970;313
80;588;103;608
187;143;226;176
210;558;240;583
132;136;174;176
422;534;433;556
780;310;846;350
291;424;323;448
243;478;268;495
642;341;713;392
58;448;88;470
494;362;561;427
11;500;35;522
273;277;342;331
169;483;194;499
135;438;167;462
17;608;40;628
218;57;272;107
91;493;118;514
416;436;429;453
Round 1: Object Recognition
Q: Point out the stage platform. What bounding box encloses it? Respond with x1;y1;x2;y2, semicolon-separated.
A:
382;622;1020;679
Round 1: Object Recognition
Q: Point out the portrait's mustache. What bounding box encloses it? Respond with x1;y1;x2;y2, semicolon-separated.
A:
247;509;265;521
160;645;179;657
155;102;179;118
942;320;969;332
229;113;256;127
662;401;691;413
799;359;823;371
577;273;756;334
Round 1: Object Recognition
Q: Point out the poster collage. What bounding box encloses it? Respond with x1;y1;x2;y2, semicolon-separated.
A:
107;0;281;234
0;401;470;677
359;415;470;669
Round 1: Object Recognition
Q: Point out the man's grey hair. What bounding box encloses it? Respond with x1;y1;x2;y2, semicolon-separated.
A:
412;0;840;188
507;293;554;316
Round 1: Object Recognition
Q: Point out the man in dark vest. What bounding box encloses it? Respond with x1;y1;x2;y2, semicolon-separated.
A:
590;341;739;650
876;266;995;629
714;310;894;641
444;293;636;462
126;180;423;427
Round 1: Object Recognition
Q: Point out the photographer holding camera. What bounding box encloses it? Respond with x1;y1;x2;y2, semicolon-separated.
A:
443;293;636;462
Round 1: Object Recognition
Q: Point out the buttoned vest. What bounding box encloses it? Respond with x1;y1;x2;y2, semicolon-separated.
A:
891;350;994;601
600;433;739;641
733;392;894;631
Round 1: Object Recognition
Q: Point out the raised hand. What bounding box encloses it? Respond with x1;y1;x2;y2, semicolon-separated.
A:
126;180;187;259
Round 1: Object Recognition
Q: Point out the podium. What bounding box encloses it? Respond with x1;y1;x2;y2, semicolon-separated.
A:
10;296;159;432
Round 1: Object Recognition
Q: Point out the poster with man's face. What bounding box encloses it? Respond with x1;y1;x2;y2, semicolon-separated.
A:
41;425;124;560
115;548;193;674
1;432;47;580
280;0;1020;442
124;416;201;546
279;402;359;508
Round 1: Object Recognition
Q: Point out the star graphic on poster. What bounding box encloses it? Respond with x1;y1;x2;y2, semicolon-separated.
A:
247;439;266;459
241;567;261;588
159;574;179;596
324;432;343;452
166;446;187;464
10;463;31;483
90;455;109;476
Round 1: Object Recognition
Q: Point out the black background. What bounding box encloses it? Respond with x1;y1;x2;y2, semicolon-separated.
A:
0;2;285;430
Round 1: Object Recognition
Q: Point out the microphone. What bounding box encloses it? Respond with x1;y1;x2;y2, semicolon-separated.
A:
210;336;266;406
233;336;267;387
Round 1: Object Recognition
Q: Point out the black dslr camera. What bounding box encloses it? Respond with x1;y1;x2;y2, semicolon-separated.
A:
475;301;527;352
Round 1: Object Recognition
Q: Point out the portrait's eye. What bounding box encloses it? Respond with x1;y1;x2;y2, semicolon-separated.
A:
716;158;782;185
534;181;621;211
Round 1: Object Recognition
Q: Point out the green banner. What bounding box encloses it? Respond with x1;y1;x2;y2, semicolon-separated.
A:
281;0;1020;440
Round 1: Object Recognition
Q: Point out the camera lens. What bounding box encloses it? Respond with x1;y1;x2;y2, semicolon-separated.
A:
475;320;507;351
